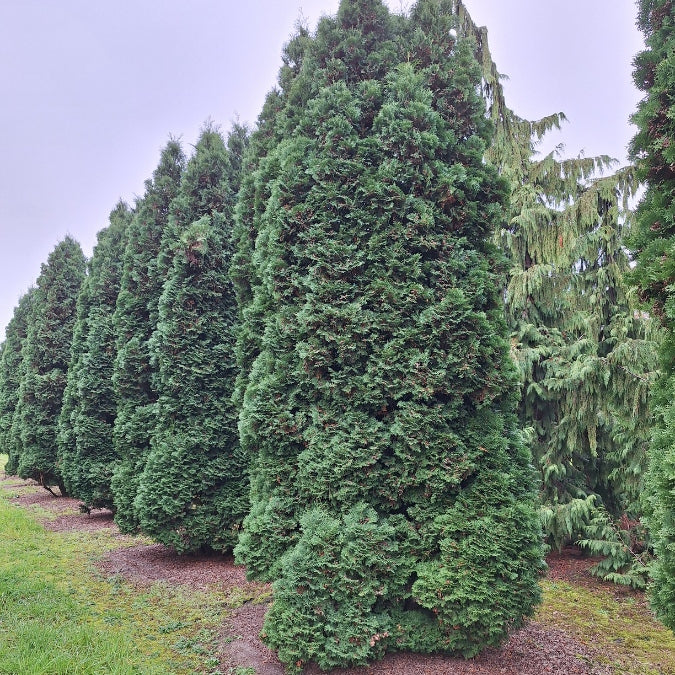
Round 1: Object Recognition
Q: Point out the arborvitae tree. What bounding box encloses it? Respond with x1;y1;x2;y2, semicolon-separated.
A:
58;202;132;509
628;0;675;628
134;124;249;552
230;25;314;413
56;262;95;487
111;140;185;532
13;237;86;494
0;288;36;474
234;0;543;669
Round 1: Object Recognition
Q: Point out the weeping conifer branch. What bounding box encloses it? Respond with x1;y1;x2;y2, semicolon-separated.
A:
452;0;661;584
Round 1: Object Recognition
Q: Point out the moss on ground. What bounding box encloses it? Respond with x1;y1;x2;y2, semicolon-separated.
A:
537;579;675;674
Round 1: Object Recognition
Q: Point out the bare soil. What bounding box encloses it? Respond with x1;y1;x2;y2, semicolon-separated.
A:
0;475;622;674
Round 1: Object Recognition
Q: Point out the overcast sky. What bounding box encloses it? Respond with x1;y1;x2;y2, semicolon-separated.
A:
0;1;644;339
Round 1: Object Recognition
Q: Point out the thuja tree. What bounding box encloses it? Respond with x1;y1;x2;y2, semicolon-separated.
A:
629;0;675;628
134;124;249;552
230;24;313;413
111;140;185;532
234;0;543;670
58;202;132;509
13;237;86;493
0;288;35;473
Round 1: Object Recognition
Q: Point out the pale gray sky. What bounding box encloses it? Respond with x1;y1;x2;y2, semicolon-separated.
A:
0;1;643;339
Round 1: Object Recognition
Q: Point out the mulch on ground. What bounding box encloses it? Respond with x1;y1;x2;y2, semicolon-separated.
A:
221;602;611;675
0;472;625;674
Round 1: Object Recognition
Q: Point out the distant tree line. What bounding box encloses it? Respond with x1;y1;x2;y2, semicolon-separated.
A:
0;0;672;669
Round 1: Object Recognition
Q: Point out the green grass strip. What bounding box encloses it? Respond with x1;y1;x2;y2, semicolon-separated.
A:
0;467;236;674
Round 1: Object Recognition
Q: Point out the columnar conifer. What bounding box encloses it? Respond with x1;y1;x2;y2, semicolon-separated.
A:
13;237;86;493
234;0;543;669
629;0;675;628
58;202;132;508
134;124;249;552
0;288;36;474
230;26;313;412
111;141;185;532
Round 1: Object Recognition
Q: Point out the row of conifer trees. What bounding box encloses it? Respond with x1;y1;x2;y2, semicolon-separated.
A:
0;0;672;669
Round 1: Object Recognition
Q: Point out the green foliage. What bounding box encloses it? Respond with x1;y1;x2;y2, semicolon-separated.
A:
645;380;675;629
134;124;250;553
629;0;675;338
58;202;132;510
12;237;86;493
0;288;35;475
263;505;406;672
628;0;675;629
235;0;543;668
577;507;651;590
464;0;660;572
111;140;185;532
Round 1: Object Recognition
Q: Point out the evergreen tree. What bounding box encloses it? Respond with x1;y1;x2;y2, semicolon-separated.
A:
111;140;185;532
234;1;543;669
13;237;86;493
230;24;314;413
628;0;675;627
56;260;95;487
458;1;659;584
134;124;249;552
0;288;36;474
58;202;132;509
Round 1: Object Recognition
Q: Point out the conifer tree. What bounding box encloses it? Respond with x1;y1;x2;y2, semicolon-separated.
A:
456;1;659;584
111;140;185;532
56;262;95;486
230;24;314;413
0;288;35;474
628;0;675;628
234;1;543;669
134;124;249;552
13;237;86;494
58;202;132;509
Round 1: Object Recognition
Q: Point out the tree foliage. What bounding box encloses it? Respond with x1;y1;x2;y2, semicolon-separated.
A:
12;237;86;493
111;140;185;532
234;1;543;669
58;202;132;509
628;0;675;627
455;0;660;583
0;288;36;475
133;124;250;552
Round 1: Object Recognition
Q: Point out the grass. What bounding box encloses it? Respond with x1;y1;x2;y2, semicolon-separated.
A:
0;455;266;675
2;452;675;674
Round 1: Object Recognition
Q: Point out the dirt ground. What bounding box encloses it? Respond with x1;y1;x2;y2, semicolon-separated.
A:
3;477;621;674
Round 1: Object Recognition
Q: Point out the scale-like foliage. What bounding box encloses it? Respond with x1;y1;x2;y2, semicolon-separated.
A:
230;24;315;415
234;1;543;669
629;0;675;628
58;202;132;509
13;237;86;493
111;140;185;532
134;124;249;553
0;288;36;474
